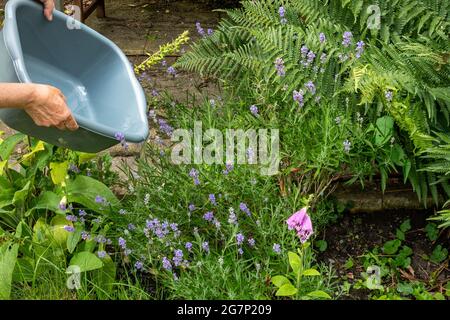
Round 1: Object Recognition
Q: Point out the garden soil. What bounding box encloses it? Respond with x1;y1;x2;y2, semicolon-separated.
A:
318;210;450;299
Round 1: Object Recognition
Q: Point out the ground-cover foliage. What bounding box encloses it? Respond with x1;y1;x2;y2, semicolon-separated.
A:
356;218;448;300
318;213;449;300
0;133;154;299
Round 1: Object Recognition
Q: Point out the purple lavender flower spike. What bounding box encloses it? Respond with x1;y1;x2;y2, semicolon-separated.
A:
203;211;214;222
319;32;326;43
355;40;365;58
273;243;281;254
162;256;172;271
250;105;259;116
64;225;75;232
305;81;316;95
342;31;353;47
293;90;304;107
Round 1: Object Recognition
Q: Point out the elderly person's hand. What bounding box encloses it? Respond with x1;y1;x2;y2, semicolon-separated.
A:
0;83;79;131
25;84;79;131
40;0;55;21
0;2;78;131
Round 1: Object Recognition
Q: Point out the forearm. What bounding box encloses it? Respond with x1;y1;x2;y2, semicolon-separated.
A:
0;83;35;109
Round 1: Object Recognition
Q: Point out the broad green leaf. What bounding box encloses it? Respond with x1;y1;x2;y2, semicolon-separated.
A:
50;215;73;248
69;251;103;272
271;275;291;288
398;246;413;257
400;219;411;232
302;268;321;276
0;160;7;176
301;242;311;250
403;160;412;183
67;227;82;254
391;145;405;166
0;133;25;160
433;292;445;300
307;290;332;299
397;282;414;295
21;140;45;162
276;283;298;297
33;144;53;172
77;152;97;164
0;223;22;299
66;176;119;213
0;175;11;189
288;251;302;275
0;180;14;209
375;116;394;146
93;254;116;298
0;241;19;299
33;218;52;244
83;238;97;253
430;245;448;264
344;258;354;269
12;181;30;207
33;191;65;214
383;239;401;255
12;258;34;283
396;229;405;241
50;162;69;185
380;167;388;193
424;223;439;241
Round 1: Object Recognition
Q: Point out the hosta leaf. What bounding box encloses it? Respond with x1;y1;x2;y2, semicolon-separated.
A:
67;227;82;254
66;176;119;213
50;162;69;185
0;133;25;160
69;251;103;272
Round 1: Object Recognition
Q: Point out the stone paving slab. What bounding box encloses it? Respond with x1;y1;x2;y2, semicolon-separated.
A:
84;0;151;55
84;0;223;54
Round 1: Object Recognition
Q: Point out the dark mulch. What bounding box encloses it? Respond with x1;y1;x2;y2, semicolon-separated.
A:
318;210;450;299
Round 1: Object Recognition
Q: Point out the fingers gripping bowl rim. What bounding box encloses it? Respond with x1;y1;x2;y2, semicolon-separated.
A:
0;0;149;153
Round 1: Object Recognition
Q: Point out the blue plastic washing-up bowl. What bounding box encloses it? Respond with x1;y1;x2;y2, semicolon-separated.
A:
0;0;149;153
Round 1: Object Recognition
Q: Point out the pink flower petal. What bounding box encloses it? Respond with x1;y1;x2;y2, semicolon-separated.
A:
286;207;313;242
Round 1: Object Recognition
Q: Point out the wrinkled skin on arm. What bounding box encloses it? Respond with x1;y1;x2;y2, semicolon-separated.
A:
0;83;78;131
0;1;78;131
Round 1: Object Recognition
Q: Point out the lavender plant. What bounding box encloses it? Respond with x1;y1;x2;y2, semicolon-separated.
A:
177;0;450;205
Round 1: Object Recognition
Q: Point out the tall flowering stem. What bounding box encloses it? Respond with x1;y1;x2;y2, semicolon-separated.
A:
135;31;190;75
